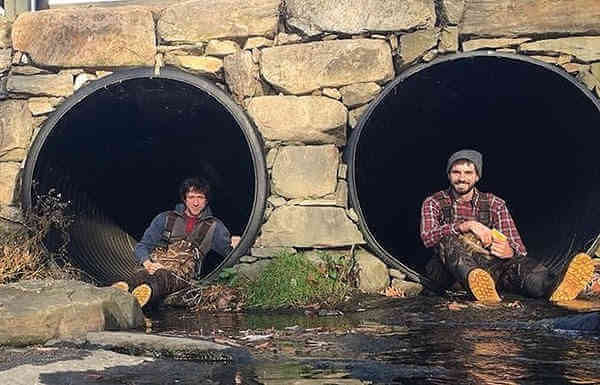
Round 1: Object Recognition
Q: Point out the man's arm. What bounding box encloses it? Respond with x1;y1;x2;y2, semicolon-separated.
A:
211;221;234;257
134;212;167;265
491;197;527;256
420;197;460;248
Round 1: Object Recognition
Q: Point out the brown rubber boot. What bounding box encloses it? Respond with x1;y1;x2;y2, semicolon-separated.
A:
132;283;152;307
467;268;502;303
549;253;594;302
111;281;129;292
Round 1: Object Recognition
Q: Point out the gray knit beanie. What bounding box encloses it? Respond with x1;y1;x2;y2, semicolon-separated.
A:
446;149;483;177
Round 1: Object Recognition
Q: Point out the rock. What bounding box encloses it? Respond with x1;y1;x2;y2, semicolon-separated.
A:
284;0;435;36
0;48;10;73
322;87;341;100
260;39;394;95
397;29;439;67
223;51;262;100
0;16;10;48
346;207;359;222
234;259;272;280
561;62;590;74
6;73;73;97
389;268;407;280
519;37;600;63
0;280;144;346
462;37;531;52
0;100;32;162
256;206;365;248
157;0;280;43
577;70;600;91
591;63;600;80
271;145;339;199
239;255;258;263
391;279;423;297
265;147;277;169
267;195;286;207
440;0;465;25
205;40;240;57
250;246;296;258
339;82;381;108
0;162;19;205
12;7;155;67
27;97;62;116
422;49;438;62
335;180;348;208
243;37;273;50
338;163;348;179
9;65;51;75
166;55;223;76
0;205;23;234
462;0;600;38
73;73;97;91
276;32;302;45
348;103;370;129
356;248;389;293
247;96;347;145
439;26;458;53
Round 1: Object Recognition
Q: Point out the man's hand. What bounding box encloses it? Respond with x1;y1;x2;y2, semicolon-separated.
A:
458;221;492;247
490;237;514;259
231;236;241;248
143;260;165;274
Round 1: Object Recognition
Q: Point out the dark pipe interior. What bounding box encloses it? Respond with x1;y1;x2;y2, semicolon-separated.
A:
32;76;256;283
354;55;600;275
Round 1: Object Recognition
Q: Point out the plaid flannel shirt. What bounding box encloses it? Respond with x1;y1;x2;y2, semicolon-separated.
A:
420;188;527;256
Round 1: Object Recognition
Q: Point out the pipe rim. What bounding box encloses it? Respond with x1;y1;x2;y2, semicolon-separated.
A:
21;66;268;283
344;51;600;287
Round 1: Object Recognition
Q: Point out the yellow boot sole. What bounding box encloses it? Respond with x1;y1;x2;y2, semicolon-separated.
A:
132;283;152;307
467;268;501;303
549;253;594;302
111;281;129;292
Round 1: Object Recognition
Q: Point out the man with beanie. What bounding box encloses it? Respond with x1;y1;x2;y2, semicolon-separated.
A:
420;149;593;302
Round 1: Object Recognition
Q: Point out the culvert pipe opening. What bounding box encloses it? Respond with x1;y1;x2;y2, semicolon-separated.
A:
22;68;267;285
347;52;600;283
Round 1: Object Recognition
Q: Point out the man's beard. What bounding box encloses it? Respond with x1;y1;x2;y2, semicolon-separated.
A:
452;182;475;196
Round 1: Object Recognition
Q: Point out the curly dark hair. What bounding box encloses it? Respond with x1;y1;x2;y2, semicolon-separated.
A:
179;177;211;202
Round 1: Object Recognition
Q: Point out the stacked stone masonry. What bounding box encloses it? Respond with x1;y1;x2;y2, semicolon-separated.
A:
1;0;600;294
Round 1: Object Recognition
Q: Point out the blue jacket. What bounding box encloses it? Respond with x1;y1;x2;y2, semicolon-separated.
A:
134;204;233;267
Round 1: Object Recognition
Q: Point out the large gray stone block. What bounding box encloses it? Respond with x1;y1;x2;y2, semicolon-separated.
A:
285;0;435;36
271;145;339;199
0;99;32;162
158;0;279;43
261;39;394;94
356;248;389;293
224;50;262;101
12;7;156;67
247;96;347;145
256;206;365;248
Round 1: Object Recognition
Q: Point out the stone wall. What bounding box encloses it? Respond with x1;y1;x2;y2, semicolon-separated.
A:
1;0;600;293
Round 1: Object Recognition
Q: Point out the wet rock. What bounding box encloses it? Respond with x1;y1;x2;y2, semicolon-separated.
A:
462;37;531;52
284;0;435;36
519;37;600;63
27;97;62;116
7;73;73;97
461;0;600;38
356;248;389;293
0;280;144;346
256;206;365;248
250;246;296;258
12;7;155;67
397;29;439;68
158;0;279;43
247;96;347;145
234;259;272;280
0;162;19;205
223;51;263;101
0;16;10;49
440;0;465;25
0;48;10;73
205;40;240;57
339;82;381;108
260;39;394;95
439;27;458;53
271;145;339;199
391;279;423;297
0;99;32;162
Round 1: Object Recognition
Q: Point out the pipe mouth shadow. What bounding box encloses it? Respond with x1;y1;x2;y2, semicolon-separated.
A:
22;67;267;284
345;52;600;284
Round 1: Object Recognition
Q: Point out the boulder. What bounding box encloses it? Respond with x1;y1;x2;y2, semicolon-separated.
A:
0;100;32;162
250;246;296;258
0;48;10;73
391;279;423;297
519;37;600;63
260;39;394;95
271;145;339;199
461;0;600;38
223;51;263;100
339;82;381;108
11;7;155;67
397;29;439;68
0;162;19;205
6;73;73;97
158;0;280;43
284;0;435;36
234;259;272;281
0;16;10;49
0;280;144;346
247;96;347;145
205;40;240;57
356;248;389;293
256;206;365;248
462;37;531;52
